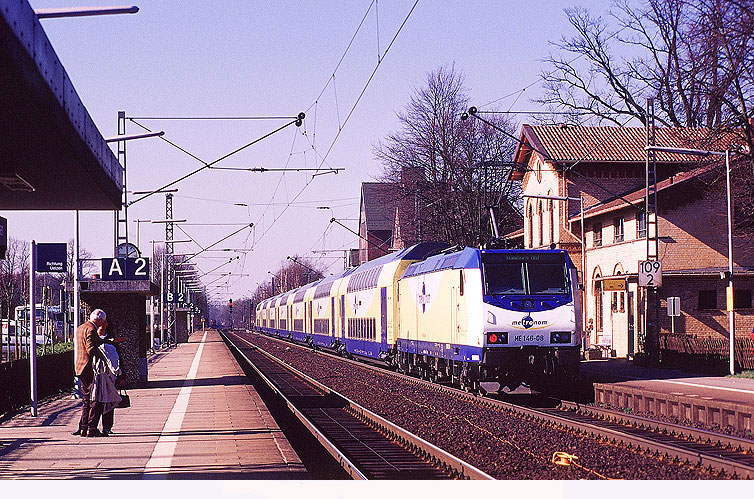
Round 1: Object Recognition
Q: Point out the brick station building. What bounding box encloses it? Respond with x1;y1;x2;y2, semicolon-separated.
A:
510;124;754;367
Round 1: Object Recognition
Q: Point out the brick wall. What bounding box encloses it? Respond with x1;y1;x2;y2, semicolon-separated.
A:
657;276;754;339
659;191;754;269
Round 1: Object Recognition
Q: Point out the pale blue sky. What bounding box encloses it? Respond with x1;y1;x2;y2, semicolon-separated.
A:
11;0;591;301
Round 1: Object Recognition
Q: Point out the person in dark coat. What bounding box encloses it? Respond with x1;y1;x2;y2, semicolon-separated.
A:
72;309;108;437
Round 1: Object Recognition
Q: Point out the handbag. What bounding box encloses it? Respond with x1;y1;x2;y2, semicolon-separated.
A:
117;390;130;408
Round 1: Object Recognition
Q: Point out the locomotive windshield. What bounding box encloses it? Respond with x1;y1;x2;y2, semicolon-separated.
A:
482;252;569;296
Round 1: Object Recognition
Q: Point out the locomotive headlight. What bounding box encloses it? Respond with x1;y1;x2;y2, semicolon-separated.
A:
486;311;497;325
487;332;507;344
550;331;572;344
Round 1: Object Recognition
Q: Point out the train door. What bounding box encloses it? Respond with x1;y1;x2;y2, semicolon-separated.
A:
331;296;335;337
451;287;459;347
414;278;421;343
308;302;313;335
340;295;345;340
380;287;387;346
627;291;635;355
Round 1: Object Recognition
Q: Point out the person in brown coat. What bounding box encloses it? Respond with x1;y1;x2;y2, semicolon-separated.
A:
72;309;108;437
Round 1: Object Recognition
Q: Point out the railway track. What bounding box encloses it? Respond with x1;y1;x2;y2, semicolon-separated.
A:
555;402;754;478
221;330;492;480
238;329;754;479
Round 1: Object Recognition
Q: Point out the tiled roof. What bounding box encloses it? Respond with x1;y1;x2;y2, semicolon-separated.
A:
522;125;734;163
361;182;399;232
570;164;716;221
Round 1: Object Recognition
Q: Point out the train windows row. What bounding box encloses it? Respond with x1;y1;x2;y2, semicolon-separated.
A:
347;317;377;341
313;282;334;300
347;266;381;293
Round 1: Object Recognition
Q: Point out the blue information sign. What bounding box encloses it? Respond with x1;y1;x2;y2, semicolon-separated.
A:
36;243;67;273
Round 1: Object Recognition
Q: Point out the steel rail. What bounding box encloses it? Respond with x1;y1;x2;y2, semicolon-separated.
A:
559;401;754;474
244;329;754;478
222;330;491;480
561;401;754;453
221;331;365;479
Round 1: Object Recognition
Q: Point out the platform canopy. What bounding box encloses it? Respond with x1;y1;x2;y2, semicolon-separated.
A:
0;0;122;210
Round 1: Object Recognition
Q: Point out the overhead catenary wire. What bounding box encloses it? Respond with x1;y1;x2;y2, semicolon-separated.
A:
470;110;623;116
173;194;357;206
126;115;298;121
240;0;419;283
480;22;632;109
207;166;344;173
177;222;252;226
181;224;254;264
314;0;420;172
127;116;303;206
307;0;378;111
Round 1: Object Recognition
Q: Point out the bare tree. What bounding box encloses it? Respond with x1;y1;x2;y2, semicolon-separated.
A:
248;255;326;302
0;238;29;320
539;0;754;227
62;239;95;288
374;66;521;247
539;1;753;136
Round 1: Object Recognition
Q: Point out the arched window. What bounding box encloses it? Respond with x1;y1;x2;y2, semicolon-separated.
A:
613;264;626;313
548;198;555;244
527;202;533;248
537;201;543;248
592;267;603;333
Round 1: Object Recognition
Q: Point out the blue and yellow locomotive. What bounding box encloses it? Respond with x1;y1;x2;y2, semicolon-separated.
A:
256;243;581;392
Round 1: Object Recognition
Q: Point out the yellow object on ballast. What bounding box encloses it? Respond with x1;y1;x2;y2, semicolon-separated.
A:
552;452;578;466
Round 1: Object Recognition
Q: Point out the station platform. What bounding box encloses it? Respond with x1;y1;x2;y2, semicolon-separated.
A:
0;330;308;479
580;359;754;431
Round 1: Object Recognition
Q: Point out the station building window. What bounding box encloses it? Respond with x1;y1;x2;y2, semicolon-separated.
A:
614;217;624;243
734;289;752;309
637;212;647;238
527;203;533;249
594;224;602;247
595;280;603;332
698;290;717;310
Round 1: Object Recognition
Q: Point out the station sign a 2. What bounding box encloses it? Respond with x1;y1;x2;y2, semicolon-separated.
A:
101;257;150;280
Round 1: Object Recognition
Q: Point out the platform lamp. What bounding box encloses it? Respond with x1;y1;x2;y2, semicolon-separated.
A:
132;219;151;252
35;5;140;18
645;145;737;374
